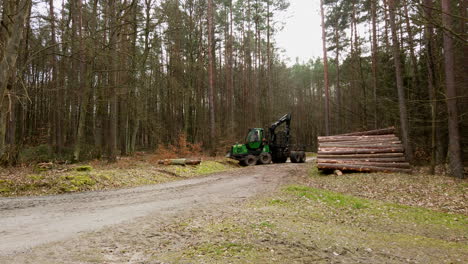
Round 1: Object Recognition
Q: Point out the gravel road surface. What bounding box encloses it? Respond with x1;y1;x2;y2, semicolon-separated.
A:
0;162;304;256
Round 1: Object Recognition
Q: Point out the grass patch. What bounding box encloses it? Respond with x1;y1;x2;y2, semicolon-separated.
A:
308;166;326;177
185;242;254;258
57;174;96;193
269;199;287;205
255;220;275;229
75;165;93;172
284;185;467;229
195;160;233;175
285;185;370;209
154;184;467;263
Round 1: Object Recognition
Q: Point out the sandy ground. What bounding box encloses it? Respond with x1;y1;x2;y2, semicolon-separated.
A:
0;162;300;257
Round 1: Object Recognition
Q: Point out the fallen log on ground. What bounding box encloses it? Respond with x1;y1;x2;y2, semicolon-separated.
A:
157;159;201;166
317;127;409;174
317;163;411;173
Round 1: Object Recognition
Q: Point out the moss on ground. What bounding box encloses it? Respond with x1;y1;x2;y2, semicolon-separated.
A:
0;159;239;197
74;165;93;172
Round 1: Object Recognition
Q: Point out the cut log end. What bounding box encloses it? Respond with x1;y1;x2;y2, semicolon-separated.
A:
334;170;343;176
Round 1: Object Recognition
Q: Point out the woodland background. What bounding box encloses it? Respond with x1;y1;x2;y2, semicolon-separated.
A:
0;0;466;177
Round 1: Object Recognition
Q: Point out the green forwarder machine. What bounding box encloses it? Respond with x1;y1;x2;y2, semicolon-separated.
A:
227;113;306;166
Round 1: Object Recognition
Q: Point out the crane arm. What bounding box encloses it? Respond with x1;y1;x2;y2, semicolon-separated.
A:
268;113;291;143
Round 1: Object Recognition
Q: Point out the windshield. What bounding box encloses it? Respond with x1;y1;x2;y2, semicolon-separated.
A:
246;129;260;143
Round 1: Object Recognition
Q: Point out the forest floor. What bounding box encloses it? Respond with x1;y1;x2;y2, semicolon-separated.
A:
0;158;467;263
0;155;240;197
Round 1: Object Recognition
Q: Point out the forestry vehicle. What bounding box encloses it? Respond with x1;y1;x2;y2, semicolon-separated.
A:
227;113;306;166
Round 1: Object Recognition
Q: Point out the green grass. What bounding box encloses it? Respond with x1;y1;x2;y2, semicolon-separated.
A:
284;185;467;229
185;242;254;257
285;185;371;209
75;165;93;172
195;160;234;175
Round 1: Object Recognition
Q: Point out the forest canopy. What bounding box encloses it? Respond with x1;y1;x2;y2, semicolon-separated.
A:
0;0;466;177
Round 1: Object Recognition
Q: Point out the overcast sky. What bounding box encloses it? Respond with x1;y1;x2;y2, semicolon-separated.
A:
275;0;322;65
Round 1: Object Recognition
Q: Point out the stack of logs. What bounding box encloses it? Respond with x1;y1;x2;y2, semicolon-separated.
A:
317;127;411;173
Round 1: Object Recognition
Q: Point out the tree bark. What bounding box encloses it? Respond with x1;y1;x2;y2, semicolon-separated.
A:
423;0;437;174
107;0;118;162
0;0;31;157
207;0;216;153
441;0;464;178
388;0;412;161
320;0;330;136
370;0;378;129
73;0;91;161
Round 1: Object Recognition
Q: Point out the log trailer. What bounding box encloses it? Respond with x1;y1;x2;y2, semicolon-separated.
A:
227;113;306;166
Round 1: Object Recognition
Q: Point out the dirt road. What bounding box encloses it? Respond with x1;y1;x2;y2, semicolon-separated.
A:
0;162;303;256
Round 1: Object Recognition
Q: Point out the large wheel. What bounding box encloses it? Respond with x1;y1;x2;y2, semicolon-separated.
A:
299;152;306;163
290;152;300;163
240;155;258;166
258;153;272;165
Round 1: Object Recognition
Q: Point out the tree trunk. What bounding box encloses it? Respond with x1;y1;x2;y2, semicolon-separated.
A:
441;0;464;178
388;0;412;161
423;0;437;174
402;0;419;92
370;0;378;129
320;0;330;136
107;0;118;162
0;0;30;157
73;0;91;161
207;0;216;153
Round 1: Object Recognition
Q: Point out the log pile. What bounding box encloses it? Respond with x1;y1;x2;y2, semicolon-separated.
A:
317;127;411;173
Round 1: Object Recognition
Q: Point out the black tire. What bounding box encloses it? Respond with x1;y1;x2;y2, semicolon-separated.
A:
290;152;300;163
239;159;247;166
299;152;306;163
258;152;272;165
241;155;258;166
